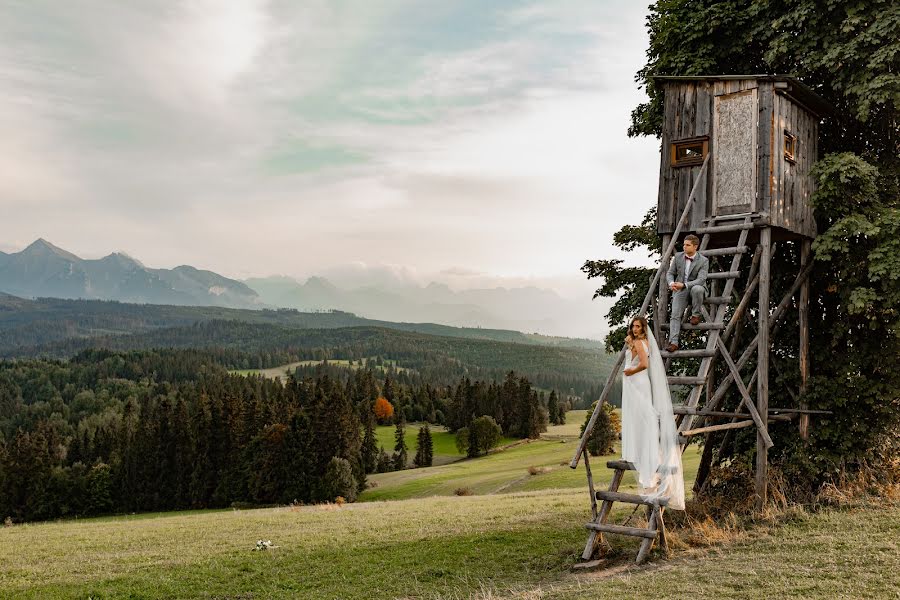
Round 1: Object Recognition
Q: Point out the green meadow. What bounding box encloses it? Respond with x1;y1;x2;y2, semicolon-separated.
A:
1;409;893;599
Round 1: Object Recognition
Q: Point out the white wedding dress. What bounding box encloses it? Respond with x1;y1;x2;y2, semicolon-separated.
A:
620;336;686;510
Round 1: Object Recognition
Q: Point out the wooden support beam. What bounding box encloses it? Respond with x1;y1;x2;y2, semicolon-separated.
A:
668;376;707;386
660;322;725;331
756;227;772;509
660;348;717;358
714;336;774;448
682;420;754;437
584;451;597;520
706;259;814;409
673;406;796;420
636;506;661;564
696;222;755;234
702;245;750;257
586;522;657;540
799;238;811;439
595;490;669;507
707;270;742;280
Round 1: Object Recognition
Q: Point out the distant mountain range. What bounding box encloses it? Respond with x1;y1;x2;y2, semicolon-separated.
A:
0;240;608;339
0;239;260;308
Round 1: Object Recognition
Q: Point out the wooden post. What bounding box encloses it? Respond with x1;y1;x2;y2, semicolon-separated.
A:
756;227;771;509
657;234;672;345
799;239;811;440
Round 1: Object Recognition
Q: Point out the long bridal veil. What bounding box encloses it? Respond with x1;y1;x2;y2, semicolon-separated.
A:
637;334;686;511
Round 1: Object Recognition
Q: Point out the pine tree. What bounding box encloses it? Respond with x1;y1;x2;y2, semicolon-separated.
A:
376;447;392;473
413;425;433;468
361;403;378;474
393;415;407;470
422;424;433;467
547;390;560;425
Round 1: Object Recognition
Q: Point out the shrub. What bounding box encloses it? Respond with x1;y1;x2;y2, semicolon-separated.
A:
580;401;621;456
322;457;357;503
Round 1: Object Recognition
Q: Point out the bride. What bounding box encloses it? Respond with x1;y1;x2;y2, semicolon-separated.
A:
621;315;685;510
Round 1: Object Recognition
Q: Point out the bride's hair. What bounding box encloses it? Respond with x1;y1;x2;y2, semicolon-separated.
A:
628;315;649;339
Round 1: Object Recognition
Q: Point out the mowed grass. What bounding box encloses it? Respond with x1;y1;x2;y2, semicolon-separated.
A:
373;422;517;467
2;491;896;599
363;408;700;501
8;406;885;599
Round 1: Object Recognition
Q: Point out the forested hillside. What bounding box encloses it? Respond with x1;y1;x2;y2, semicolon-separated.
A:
0;293;604;354
0;349;570;521
4;319;617;404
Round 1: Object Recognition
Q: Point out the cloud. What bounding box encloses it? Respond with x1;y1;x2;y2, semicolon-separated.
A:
0;0;658;336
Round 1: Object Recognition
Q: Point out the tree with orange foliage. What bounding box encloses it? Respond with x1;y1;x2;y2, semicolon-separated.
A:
373;397;394;424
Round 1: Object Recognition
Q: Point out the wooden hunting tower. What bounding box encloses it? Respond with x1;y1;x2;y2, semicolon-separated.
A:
571;75;832;568
655;75;831;244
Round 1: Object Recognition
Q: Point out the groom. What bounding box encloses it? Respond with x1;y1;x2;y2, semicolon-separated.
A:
665;234;709;352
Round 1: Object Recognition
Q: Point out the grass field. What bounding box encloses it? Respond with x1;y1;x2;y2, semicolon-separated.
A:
2;408;893;598
373;422;518;467
231;358;413;380
362;409;703;501
2;490;896;599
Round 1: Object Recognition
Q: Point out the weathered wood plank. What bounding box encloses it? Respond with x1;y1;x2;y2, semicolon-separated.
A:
586;522;657;540
595;490;669;507
636;506;660;564
707;270;742;280
799;238;812;439
702;245;749;257
696;222;754;234
667;376;707;386
682;419;754;437
756;227;772;508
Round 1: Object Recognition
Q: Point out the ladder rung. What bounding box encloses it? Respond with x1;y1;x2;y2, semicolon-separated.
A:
667;376;706;385
606;460;635;470
595;490;669;507
705;296;730;304
696;222;754;234
585;522;658;539
702;246;749;257
660;322;725;331
660;349;717;358
707;271;742;280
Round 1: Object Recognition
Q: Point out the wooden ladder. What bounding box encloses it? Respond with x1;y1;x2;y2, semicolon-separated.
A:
579;459;670;567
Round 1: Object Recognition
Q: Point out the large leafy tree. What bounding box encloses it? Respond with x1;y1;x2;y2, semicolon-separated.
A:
586;0;899;497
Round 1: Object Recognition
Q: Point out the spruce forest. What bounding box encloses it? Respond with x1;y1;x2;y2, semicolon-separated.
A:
0;348;571;521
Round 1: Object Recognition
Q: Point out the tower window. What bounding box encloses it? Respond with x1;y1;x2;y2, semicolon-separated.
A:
784;130;797;163
671;136;708;167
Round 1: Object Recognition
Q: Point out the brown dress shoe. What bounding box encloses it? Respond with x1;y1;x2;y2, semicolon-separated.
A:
689;315;702;326
665;342;679;352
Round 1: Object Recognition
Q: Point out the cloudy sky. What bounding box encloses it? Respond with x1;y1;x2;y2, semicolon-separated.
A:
1;0;659;304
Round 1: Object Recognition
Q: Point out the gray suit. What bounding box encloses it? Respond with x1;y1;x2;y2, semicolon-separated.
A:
666;251;709;345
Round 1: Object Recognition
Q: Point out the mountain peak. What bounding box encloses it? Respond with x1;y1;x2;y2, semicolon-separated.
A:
100;252;144;269
305;276;337;290
21;238;81;262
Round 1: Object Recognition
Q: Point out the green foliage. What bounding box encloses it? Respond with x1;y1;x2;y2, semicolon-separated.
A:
456;417;502;458
413;425;433;468
322;457;357;503
454;428;469;455
603;0;900;496
582;207;658;351
392;417;407;470
580;402;621;457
